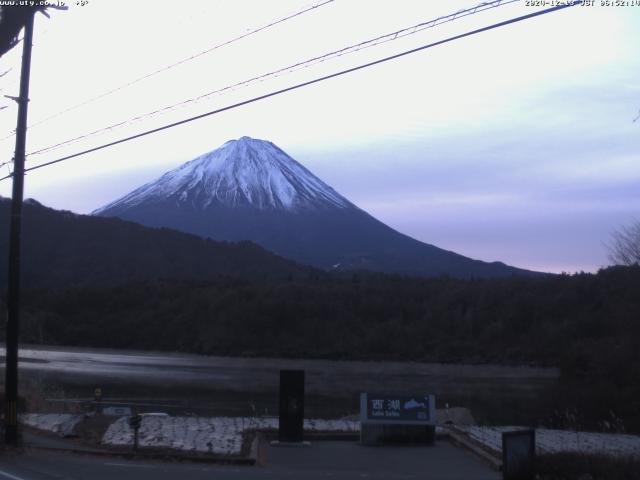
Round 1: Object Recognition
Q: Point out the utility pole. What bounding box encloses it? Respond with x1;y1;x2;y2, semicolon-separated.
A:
4;10;35;447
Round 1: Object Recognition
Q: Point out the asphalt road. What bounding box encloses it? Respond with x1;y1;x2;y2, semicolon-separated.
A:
0;441;500;480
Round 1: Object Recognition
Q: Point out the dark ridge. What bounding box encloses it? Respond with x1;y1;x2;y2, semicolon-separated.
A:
0;197;315;288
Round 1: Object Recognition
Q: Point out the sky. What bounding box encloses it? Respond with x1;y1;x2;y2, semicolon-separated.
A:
0;0;638;274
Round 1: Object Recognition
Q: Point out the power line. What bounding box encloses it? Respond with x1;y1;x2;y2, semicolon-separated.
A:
23;0;521;158
2;160;12;178
0;67;14;78
0;1;581;183
0;0;334;142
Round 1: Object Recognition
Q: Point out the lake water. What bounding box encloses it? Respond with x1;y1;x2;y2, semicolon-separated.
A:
9;345;559;424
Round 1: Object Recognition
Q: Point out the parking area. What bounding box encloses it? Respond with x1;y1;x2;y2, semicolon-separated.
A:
265;440;500;479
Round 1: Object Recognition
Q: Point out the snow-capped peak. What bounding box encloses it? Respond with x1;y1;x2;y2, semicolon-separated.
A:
94;137;354;214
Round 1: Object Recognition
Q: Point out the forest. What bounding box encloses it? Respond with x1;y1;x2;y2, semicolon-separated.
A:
4;264;639;432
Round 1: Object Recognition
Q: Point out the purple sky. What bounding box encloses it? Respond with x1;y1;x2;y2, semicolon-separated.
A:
0;0;639;273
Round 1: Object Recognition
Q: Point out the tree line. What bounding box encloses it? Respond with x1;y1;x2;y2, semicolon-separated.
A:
3;265;639;431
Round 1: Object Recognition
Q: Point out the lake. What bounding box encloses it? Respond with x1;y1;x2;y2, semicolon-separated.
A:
8;344;559;424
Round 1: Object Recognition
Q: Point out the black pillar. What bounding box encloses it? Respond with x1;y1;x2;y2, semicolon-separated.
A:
278;370;305;442
4;10;35;447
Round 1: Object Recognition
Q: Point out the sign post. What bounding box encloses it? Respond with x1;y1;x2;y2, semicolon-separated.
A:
128;414;142;452
360;393;436;445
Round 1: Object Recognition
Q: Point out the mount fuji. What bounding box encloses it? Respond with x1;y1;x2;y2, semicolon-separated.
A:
93;136;533;278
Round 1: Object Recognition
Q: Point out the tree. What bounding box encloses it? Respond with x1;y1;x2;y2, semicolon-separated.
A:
0;5;46;59
608;221;640;266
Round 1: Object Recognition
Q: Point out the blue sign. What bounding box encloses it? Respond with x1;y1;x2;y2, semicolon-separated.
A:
361;393;436;425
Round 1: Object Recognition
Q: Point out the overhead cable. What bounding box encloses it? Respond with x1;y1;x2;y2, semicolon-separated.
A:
0;1;581;182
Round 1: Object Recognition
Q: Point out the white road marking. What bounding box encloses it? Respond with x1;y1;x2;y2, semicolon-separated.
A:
0;469;28;480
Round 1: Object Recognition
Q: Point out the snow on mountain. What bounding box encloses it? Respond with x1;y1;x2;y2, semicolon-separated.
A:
94;137;353;214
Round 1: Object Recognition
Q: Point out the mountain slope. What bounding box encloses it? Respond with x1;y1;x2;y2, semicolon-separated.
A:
94;137;352;213
0;197;311;288
94;137;536;278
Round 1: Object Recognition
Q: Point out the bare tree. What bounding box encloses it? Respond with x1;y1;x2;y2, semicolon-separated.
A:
608;222;640;266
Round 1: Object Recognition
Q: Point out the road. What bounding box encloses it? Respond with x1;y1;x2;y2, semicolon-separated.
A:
0;441;499;479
